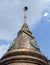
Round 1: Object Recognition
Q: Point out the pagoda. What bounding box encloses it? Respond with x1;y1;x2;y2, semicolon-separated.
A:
0;7;49;65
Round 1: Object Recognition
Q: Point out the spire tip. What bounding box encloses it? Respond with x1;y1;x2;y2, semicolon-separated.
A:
24;6;28;11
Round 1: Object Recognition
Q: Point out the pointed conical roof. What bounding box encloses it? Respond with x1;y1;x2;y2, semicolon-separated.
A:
7;7;40;52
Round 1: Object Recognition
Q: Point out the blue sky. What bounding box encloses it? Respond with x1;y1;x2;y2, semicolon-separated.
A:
0;0;50;59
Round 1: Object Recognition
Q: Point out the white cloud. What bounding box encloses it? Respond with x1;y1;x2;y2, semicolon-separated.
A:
44;12;49;17
0;0;49;41
0;44;10;59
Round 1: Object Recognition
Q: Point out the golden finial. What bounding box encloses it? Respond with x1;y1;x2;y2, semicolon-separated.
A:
24;6;28;23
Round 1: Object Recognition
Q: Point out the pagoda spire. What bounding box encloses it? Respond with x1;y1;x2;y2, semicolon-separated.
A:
24;6;28;23
18;6;32;36
8;6;40;52
22;6;28;30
